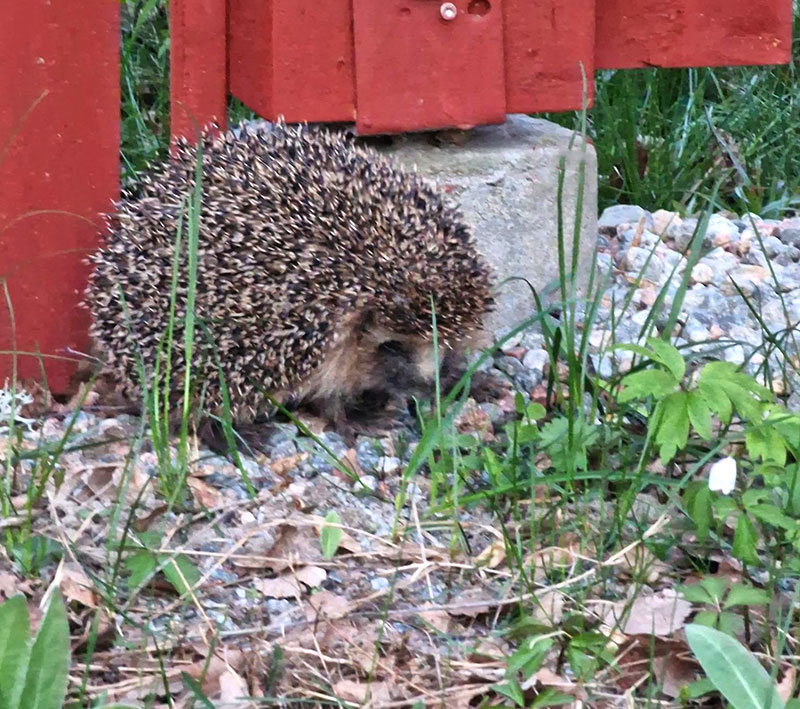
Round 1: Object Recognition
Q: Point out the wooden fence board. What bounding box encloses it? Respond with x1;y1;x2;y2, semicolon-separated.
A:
504;0;596;113
596;0;792;69
353;0;506;134
170;0;227;140
0;1;120;391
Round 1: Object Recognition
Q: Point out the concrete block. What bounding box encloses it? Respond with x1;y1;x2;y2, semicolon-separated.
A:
375;115;598;336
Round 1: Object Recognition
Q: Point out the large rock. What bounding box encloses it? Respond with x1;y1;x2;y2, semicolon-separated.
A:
375;115;598;336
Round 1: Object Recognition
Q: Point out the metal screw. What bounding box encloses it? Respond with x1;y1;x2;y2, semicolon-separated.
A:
440;2;457;20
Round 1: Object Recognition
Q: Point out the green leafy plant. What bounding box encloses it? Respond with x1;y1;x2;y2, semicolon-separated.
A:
683;405;800;571
616;338;773;462
0;592;70;709
685;624;785;709
123;529;201;596
320;511;343;559
679;576;769;637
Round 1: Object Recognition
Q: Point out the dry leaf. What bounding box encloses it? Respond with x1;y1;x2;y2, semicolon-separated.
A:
606;589;692;637
183;647;245;698
270;453;308;478
187;475;223;508
532;589;564;624
777;665;797;702
295;565;327;588
217;667;250;706
333;679;390;704
446;588;495;617
653;652;698;698
59;562;98;608
263;521;324;572
0;572;18;600
528;666;576;691
254;575;301;599
338;448;363;479
84;465;117;496
305;591;351;621
132;504;168;533
476;539;506;569
417;604;450;633
465;638;507;662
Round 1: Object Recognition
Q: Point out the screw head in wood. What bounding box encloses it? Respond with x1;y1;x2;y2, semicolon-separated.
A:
440;3;457;20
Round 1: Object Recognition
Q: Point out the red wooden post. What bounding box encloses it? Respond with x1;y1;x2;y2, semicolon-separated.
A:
595;0;792;69
169;0;228;141
504;0;596;114
229;0;355;124
353;0;506;134
0;1;120;392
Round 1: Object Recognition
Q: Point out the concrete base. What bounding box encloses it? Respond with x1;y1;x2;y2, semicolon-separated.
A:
374;115;598;337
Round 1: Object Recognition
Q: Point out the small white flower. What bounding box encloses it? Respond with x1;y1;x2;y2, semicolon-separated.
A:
708;456;737;495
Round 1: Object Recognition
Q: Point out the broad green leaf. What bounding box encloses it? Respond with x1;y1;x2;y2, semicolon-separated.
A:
789;465;800;516
125;550;157;591
0;594;31;709
567;647;596;680
656;391;690;462
747;504;795;531
525;402;546;421
678;582;715;605
320;511;343;559
696;379;733;423
506;636;553;679
492;679;525;707
530;688;574;707
698;576;728;605
742;488;770;508
646;337;686;381
690;486;713;543
516;423;538;445
682;677;715;700
691;611;744;638
618;369;679;403
685;624;785;709
723;584;770;609
162;554;201;596
687;391;713;440
732;514;760;565
18;591;70;709
611;343;655;360
747;426;787;466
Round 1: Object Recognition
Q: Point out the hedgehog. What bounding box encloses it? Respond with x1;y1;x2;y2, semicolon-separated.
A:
85;119;494;444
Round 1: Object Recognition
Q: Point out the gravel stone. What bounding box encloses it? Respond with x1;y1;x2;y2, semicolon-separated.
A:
598;205;647;232
522;348;550;376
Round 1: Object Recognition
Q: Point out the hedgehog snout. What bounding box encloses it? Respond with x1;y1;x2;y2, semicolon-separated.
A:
373;339;443;395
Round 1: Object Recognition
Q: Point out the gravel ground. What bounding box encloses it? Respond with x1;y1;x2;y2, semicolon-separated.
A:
5;205;798;705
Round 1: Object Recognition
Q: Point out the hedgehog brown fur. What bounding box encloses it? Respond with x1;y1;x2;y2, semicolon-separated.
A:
85;119;494;441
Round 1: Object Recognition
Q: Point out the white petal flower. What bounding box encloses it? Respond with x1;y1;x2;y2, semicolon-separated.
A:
708;457;737;495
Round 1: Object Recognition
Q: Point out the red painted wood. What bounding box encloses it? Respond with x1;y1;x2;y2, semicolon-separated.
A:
170;0;227;141
228;0;273;117
353;0;506;134
596;0;792;69
0;1;119;392
504;0;596;113
229;0;355;123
